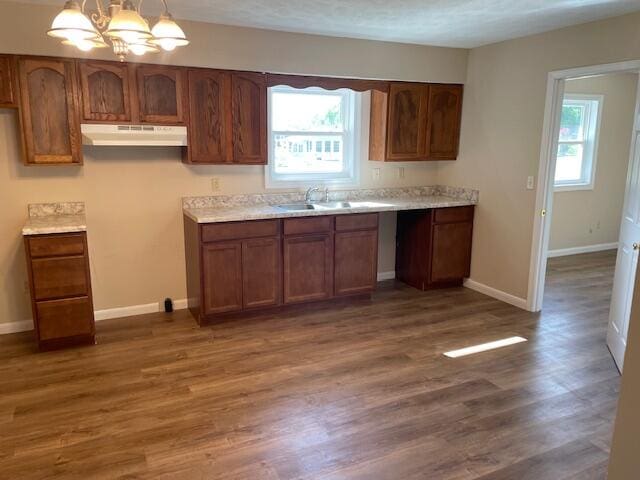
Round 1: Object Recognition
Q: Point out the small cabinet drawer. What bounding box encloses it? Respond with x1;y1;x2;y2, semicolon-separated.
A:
201;219;280;243
433;206;474;224
35;297;94;341
335;213;379;232
283;216;333;236
31;256;88;301
28;234;85;258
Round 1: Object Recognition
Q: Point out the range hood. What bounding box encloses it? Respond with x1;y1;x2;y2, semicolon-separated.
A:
81;124;188;147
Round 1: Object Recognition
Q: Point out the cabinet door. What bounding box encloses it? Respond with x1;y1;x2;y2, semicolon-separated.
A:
426;84;463;160
186;69;230;164
17;57;82;165
202;242;243;315
79;61;133;123
335;230;378;296
430;222;473;283
0;55;16;107
136;65;186;124
386;83;428;161
283;234;333;304
242;237;281;309
231;72;267;164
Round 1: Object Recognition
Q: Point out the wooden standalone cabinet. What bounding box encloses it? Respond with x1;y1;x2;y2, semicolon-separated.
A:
184;213;379;324
369;82;463;162
24;232;95;350
396;206;474;289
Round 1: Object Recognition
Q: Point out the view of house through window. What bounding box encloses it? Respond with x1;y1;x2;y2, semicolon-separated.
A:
266;86;360;187
554;94;602;190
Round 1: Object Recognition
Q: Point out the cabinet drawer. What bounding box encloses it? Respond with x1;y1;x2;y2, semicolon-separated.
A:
284;216;333;236
36;297;94;341
31;256;88;301
335;213;379;232
201;220;279;242
28;234;85;258
433;206;474;224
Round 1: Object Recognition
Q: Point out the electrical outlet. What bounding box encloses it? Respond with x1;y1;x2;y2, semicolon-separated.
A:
211;177;221;192
397;167;405;179
372;168;381;182
526;176;535;190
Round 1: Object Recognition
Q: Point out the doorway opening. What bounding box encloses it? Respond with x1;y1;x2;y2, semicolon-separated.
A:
528;62;640;372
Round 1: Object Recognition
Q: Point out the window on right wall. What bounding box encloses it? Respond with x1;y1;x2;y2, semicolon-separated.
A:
554;94;603;191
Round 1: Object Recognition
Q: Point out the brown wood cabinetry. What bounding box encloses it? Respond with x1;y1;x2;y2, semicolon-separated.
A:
78;61;134;123
370;82;463;162
17;57;82;165
185;68;230;164
231;72;267;164
136;64;187;125
24;232;95;350
0;54;17;107
184;217;282;323
184;212;379;324
396;206;474;290
426;84;464;160
334;214;379;296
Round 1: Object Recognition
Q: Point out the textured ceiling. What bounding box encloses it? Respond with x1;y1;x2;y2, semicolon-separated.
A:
25;0;640;48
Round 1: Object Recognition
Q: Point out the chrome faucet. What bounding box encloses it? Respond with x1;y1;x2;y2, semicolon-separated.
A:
305;187;321;204
305;187;330;203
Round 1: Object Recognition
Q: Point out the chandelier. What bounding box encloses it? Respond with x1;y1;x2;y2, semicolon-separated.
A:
47;0;189;60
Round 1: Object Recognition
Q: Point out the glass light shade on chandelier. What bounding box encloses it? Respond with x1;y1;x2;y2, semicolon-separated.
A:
47;0;189;59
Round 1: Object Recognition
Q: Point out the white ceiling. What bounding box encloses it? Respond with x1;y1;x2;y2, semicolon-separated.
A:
26;0;640;48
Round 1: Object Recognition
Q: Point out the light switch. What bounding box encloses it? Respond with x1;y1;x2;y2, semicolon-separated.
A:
526;176;535;190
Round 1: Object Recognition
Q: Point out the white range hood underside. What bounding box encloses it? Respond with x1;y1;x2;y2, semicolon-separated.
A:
81;124;188;147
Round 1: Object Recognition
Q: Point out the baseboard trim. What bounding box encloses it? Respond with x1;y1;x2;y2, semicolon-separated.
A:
547;242;618;258
464;279;529;311
377;271;396;281
1;298;190;336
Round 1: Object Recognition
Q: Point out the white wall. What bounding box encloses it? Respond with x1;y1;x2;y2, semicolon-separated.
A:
438;11;640;301
549;73;637;253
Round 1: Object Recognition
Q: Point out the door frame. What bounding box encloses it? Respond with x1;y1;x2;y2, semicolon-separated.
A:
527;60;640;312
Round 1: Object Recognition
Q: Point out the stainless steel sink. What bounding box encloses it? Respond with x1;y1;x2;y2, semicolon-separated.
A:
275;203;323;211
275;201;391;212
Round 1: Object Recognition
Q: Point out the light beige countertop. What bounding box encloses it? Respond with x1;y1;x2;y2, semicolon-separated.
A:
183;186;479;224
22;202;87;236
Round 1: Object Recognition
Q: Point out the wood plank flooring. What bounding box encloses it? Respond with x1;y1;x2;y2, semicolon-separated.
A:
0;251;620;479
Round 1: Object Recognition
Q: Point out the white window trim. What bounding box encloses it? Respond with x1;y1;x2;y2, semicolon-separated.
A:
265;86;361;189
554;93;603;192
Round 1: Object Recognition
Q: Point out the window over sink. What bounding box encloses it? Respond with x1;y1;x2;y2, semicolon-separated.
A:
266;86;361;188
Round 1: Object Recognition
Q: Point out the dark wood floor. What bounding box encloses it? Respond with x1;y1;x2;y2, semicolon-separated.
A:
0;251;620;479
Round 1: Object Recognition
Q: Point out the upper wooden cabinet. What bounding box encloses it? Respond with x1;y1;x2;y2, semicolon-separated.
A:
369;82;463;162
426;84;464;160
136;65;187;125
78;61;134;123
17;57;82;165
231;72;267;165
185;68;230;164
0;55;17;108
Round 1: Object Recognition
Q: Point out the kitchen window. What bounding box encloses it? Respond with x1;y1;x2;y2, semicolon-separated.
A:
554;94;603;191
266;86;360;188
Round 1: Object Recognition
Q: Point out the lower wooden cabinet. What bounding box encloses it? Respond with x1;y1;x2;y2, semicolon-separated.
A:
335;230;378;296
242;237;281;309
24;232;95;350
283;233;334;304
184;212;379;324
396;206;474;290
202;241;243;315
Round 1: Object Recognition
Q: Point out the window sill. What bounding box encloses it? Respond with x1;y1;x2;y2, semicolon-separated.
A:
554;183;594;192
